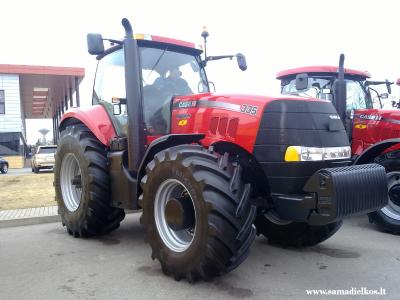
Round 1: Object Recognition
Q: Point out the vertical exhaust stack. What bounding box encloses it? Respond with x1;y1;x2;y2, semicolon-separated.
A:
333;54;347;122
122;18;146;174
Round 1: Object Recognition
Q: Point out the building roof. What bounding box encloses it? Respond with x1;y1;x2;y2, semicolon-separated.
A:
276;65;371;79
0;64;85;119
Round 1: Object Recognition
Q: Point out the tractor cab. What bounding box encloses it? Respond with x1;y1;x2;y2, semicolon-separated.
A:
278;65;392;111
92;36;209;136
278;66;378;110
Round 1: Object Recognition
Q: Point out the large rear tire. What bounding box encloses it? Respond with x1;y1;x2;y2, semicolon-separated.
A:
254;214;343;247
140;145;256;282
55;124;125;237
368;152;400;234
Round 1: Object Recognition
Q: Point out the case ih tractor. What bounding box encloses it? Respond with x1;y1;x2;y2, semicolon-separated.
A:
54;20;387;282
277;55;400;234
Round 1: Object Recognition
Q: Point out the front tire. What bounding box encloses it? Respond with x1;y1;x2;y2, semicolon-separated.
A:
368;152;400;233
254;214;343;247
141;145;256;282
54;124;125;237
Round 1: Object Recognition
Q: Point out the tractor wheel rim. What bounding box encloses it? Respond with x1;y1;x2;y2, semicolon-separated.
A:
154;179;196;253
60;153;82;212
381;171;400;221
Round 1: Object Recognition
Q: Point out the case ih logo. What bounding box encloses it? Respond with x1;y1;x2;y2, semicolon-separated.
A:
358;114;382;121
177;101;197;108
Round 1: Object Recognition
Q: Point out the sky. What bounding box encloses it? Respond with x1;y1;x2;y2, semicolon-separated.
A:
1;0;399;144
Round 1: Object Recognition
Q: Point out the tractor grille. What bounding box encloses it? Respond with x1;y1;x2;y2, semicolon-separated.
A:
253;100;350;194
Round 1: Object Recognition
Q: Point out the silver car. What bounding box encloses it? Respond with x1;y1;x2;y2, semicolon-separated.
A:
31;145;57;173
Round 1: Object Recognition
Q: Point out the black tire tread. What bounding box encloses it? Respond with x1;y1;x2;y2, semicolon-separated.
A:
141;144;256;282
55;124;125;238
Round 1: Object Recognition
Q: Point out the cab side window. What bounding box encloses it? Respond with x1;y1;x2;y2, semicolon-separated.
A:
93;49;128;135
346;80;368;110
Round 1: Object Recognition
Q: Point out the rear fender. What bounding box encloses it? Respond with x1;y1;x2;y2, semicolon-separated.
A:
59;105;116;146
353;138;400;164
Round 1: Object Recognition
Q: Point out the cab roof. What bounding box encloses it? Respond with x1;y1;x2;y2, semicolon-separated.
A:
135;34;199;49
276;65;371;80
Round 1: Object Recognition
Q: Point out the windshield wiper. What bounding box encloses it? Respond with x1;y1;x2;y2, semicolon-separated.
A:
147;47;168;81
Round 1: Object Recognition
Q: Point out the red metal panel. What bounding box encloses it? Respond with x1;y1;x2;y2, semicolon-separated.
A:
60;105;116;146
276;66;370;79
352;108;400;155
150;35;197;49
0;64;85;76
170;93;322;153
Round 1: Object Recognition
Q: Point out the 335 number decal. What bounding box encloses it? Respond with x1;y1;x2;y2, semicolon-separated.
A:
240;104;258;115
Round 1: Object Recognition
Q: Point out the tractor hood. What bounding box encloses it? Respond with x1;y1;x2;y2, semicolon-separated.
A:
172;92;324;113
171;93;344;153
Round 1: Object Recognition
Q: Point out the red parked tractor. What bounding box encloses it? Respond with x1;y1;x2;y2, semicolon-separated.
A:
277;55;400;233
54;20;387;282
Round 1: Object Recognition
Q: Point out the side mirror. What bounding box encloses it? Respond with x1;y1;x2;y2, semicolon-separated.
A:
87;33;104;55
295;73;308;90
380;93;389;100
236;53;247;71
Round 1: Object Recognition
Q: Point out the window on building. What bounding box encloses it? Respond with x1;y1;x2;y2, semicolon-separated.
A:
0;90;4;114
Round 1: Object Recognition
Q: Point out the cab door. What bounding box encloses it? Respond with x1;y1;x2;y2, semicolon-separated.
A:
346;80;376;155
92;48;128;137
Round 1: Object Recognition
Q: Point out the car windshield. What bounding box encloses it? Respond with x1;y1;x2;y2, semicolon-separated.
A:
281;76;375;109
38;147;57;154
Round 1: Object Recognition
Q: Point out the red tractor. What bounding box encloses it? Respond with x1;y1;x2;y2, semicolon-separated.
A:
277;55;400;234
54;20;387;282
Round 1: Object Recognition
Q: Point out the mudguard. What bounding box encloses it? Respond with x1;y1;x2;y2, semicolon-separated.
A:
353;138;400;165
59;105;116;146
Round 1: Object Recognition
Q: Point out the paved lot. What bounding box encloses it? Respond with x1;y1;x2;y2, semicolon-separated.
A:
2;168;32;176
0;214;399;300
2;168;53;176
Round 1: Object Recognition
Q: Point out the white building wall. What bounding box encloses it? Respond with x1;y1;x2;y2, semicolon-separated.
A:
0;74;22;133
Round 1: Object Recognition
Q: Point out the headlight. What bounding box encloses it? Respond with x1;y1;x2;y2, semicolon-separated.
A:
284;146;351;162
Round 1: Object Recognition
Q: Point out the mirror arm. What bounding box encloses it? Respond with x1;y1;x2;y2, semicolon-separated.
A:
365;80;394;86
206;55;235;62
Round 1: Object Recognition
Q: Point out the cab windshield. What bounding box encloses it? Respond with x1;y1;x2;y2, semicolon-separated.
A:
140;47;209;134
281;77;376;110
93;46;208;135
